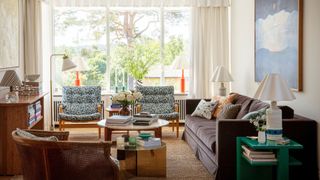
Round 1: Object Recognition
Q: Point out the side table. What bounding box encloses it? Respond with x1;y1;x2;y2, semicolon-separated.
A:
236;137;303;180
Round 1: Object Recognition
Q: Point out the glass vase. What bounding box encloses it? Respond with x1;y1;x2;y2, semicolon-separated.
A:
258;131;266;143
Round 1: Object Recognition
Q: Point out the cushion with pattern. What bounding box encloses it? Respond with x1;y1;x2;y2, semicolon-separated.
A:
191;99;217;120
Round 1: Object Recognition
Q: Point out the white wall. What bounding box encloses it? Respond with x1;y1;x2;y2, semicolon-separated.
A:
231;0;320;176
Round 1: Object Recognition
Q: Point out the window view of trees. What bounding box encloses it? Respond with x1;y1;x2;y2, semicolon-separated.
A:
53;7;190;93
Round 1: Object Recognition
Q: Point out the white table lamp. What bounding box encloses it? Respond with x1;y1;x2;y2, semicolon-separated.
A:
50;54;77;130
172;54;189;93
211;65;233;96
254;73;296;140
70;56;89;86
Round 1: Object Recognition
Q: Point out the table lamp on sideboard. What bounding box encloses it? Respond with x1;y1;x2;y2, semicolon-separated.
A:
254;73;296;140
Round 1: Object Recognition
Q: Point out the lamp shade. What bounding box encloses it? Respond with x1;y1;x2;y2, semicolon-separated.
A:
61;56;77;72
0;70;22;87
172;54;189;69
211;65;233;82
70;56;89;72
254;73;296;101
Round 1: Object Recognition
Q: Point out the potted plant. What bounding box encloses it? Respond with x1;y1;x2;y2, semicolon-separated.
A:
249;109;267;143
112;91;143;115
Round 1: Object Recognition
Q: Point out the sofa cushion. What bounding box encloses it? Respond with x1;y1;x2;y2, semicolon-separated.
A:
212;94;236;118
232;93;254;119
249;99;270;112
16;128;58;141
185;115;216;152
191;100;217;120
217;104;242;119
196;126;217;153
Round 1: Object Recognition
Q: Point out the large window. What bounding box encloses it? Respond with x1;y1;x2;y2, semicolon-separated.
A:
53;6;190;93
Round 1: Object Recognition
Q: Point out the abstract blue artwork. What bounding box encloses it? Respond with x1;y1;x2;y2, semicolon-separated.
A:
255;0;302;91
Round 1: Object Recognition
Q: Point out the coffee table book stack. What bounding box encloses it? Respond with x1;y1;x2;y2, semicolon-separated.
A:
133;112;157;125
241;145;277;163
105;115;132;126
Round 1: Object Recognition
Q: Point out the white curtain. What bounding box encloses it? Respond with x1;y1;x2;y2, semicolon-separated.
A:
22;0;43;76
189;6;229;98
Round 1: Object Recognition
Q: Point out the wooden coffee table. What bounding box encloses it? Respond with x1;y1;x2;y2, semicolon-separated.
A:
97;119;169;141
117;142;167;177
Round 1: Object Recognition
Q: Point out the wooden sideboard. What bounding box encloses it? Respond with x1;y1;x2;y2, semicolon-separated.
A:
0;93;47;175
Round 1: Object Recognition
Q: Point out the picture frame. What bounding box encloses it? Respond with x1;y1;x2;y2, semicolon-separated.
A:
254;0;303;91
0;0;20;70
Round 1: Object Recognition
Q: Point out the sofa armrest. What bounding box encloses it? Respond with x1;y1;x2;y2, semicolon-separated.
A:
216;118;318;180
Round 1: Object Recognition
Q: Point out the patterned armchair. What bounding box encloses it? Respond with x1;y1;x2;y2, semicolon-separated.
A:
136;86;180;138
58;86;102;137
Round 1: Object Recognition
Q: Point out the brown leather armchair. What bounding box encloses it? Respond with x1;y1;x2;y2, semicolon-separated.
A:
12;129;119;180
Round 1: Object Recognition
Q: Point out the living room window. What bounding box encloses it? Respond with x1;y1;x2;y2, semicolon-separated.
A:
53;6;190;93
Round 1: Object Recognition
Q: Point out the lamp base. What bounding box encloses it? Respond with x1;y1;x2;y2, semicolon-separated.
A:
218;82;226;96
266;101;282;140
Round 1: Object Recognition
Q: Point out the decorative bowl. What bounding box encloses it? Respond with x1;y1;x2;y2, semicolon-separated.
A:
139;133;152;140
25;74;40;82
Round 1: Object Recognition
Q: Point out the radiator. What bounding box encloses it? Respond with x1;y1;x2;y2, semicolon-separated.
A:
53;98;186;123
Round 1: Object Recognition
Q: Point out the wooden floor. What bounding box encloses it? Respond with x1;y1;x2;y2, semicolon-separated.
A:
0;126;213;180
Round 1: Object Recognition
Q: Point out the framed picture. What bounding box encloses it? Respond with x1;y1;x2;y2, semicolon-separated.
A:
255;0;303;91
0;0;20;70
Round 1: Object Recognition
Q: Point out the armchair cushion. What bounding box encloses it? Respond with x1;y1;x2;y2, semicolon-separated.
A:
59;113;101;121
58;86;102;122
137;86;175;114
16;128;58;141
62;103;98;115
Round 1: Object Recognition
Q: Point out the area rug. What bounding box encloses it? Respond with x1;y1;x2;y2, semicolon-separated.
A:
68;127;213;180
0;127;212;180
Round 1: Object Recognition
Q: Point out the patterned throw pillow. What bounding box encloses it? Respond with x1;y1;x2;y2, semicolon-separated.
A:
217;104;242;119
242;108;267;120
191;99;217;120
16;128;58;141
212;94;237;118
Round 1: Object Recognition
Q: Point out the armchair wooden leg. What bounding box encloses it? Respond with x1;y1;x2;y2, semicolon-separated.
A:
59;120;62;131
176;118;179;138
98;128;101;139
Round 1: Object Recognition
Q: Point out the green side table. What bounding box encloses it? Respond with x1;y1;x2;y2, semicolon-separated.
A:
236;137;303;180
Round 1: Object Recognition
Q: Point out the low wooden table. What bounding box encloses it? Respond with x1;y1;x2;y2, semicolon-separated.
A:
117;142;166;177
97;119;169;141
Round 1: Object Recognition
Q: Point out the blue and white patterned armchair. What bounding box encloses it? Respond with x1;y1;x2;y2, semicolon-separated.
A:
58;86;102;137
136;86;180;138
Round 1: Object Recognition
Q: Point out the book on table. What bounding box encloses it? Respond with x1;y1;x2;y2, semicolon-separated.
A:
242;152;277;163
137;137;161;147
241;145;277;162
133;113;158;125
106;115;132;125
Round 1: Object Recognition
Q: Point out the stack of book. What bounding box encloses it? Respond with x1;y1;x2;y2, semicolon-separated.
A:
242;145;277;163
35;101;42;121
133;112;157;125
106;115;132;126
28;104;36;126
137;137;161;148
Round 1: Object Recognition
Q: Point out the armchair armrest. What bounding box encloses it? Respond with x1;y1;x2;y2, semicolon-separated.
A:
58;104;64;113
97;103;102;113
135;104;142;113
174;102;179;113
24;129;70;140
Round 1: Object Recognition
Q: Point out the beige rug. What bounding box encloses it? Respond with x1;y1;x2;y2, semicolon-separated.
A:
0;127;212;180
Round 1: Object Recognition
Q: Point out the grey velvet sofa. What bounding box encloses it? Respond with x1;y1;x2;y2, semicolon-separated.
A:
182;93;318;180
